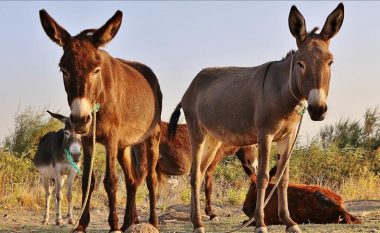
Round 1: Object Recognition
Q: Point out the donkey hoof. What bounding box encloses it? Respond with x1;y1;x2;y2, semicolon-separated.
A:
109;231;123;233
42;220;48;225
194;227;205;233
56;219;63;226
286;225;302;233
255;226;268;233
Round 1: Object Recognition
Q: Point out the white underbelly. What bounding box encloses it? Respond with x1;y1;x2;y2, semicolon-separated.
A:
36;162;80;179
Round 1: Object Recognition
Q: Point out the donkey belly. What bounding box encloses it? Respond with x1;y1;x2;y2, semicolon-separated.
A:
185;69;260;146
196;93;258;146
37;165;55;179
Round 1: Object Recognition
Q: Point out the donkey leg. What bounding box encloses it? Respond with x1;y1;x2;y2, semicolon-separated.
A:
276;134;300;232
204;149;224;221
145;124;161;228
53;174;64;226
254;134;273;233
186;118;206;233
104;139;121;232
74;137;95;232
118;146;141;231
193;135;221;232
42;177;51;225
66;172;75;224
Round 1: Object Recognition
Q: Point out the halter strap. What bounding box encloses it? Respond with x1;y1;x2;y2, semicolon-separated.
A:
64;148;82;175
288;53;307;115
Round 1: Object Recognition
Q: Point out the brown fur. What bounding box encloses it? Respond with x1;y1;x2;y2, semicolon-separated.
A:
168;4;344;232
132;122;257;221
243;172;361;225
39;10;162;232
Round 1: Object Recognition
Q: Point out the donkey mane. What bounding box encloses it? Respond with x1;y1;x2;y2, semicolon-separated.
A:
262;49;295;88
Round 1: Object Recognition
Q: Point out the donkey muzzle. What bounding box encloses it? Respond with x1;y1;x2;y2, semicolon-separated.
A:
307;104;327;121
70;114;92;134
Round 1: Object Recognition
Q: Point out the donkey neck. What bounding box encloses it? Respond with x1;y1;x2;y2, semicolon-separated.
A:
264;52;305;114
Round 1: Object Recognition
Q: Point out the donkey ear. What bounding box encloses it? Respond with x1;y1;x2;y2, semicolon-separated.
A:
320;3;344;40
39;9;71;47
288;5;307;44
92;10;123;47
47;111;68;124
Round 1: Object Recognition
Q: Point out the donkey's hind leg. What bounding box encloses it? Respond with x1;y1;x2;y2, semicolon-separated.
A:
41;176;51;225
186;116;221;232
204;148;224;221
145;124;161;228
118;146;140;231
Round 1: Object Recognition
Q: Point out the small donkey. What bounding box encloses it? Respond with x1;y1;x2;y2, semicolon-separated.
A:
33;111;82;225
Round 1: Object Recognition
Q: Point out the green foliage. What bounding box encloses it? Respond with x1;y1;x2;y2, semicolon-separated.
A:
1;106;379;210
226;188;247;205
3;106;62;158
319;107;380;150
290;142;373;189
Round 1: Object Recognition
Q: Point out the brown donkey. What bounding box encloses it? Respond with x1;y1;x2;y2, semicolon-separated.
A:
131;122;257;221
168;4;344;233
39;10;162;232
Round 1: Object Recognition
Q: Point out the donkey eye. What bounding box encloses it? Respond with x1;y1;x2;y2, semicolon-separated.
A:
296;61;305;69
64;130;70;136
93;67;101;76
328;60;334;66
60;69;69;78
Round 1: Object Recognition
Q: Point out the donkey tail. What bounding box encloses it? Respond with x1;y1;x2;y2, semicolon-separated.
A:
168;103;182;140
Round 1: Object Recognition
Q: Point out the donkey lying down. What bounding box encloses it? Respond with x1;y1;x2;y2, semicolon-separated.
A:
242;166;361;225
33;111;82;225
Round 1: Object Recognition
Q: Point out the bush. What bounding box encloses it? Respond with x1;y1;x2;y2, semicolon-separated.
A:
2;106;62;158
290;142;373;189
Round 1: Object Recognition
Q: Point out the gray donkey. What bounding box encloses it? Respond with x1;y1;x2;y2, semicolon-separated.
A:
33;111;82;225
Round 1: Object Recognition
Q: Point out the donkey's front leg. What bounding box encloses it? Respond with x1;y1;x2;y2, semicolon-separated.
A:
53;172;64;226
276;133;301;233
104;138;121;232
41;177;51;225
66;171;76;224
254;134;273;233
74;137;95;232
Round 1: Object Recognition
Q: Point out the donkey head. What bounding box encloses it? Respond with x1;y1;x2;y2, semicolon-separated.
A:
47;111;82;162
40;10;123;133
288;3;344;121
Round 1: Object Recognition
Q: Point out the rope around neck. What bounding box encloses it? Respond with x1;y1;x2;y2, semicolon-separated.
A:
288;53;307;116
64;148;82;175
71;103;100;232
225;55;306;233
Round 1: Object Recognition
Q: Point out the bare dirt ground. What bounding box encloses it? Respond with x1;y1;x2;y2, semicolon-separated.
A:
0;201;379;233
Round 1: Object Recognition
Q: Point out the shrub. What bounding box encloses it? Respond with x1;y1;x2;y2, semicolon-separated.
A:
2;106;62;158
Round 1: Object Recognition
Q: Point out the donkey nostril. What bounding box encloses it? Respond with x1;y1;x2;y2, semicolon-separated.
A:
84;115;91;124
323;105;328;113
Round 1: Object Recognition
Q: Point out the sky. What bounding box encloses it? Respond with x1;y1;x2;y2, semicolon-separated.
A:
0;1;379;144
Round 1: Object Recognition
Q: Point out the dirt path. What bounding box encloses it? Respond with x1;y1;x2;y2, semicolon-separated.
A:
0;201;379;232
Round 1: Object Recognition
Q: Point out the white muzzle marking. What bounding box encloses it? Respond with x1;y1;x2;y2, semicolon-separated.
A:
69;142;81;155
70;98;92;118
308;89;326;107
